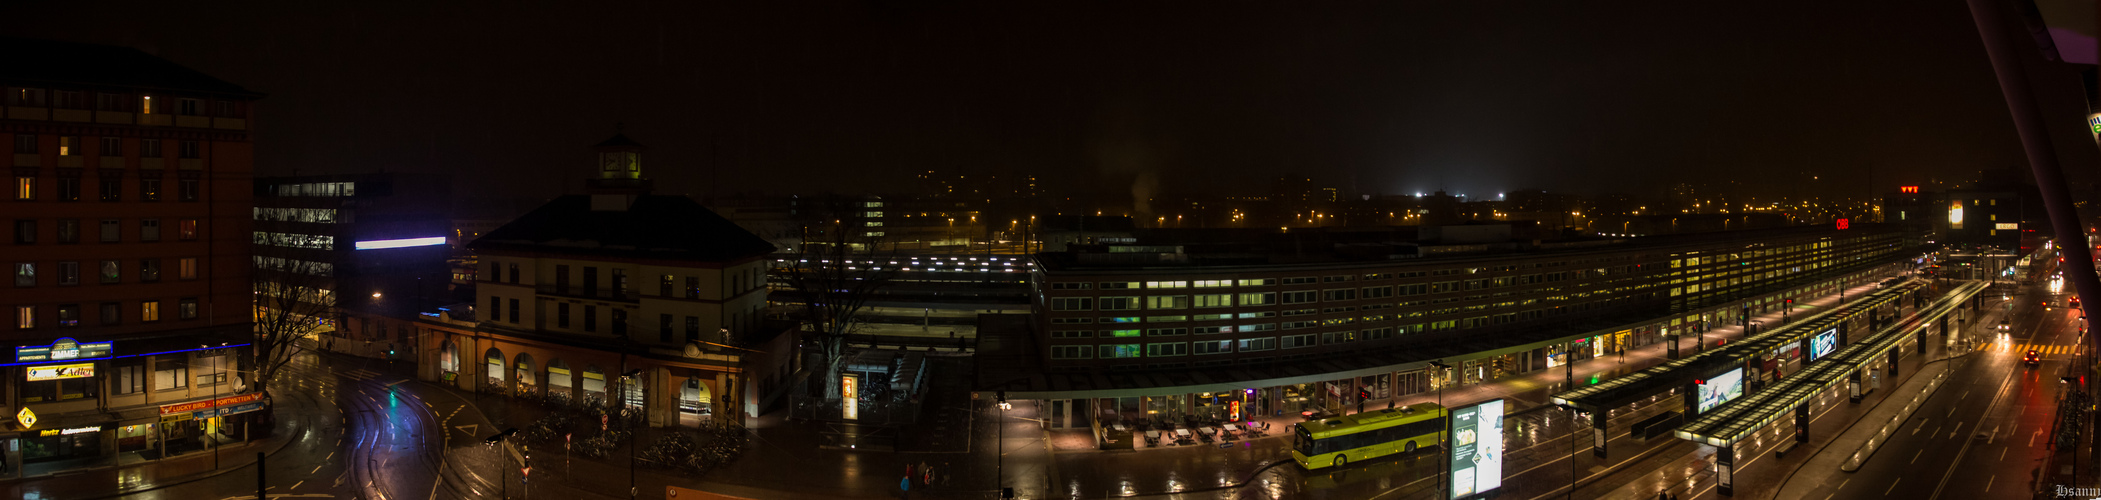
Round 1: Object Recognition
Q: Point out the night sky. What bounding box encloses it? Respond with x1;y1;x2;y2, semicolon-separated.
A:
11;1;2094;204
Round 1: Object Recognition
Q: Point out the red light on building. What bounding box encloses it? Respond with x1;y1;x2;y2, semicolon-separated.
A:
1899;186;1920;194
1836;219;1850;230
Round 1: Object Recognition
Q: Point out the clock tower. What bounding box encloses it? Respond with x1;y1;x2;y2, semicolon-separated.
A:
586;131;652;211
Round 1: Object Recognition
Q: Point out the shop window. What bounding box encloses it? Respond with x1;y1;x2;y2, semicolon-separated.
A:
113;360;145;395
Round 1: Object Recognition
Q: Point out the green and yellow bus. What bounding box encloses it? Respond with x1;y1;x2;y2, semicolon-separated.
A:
1291;402;1447;469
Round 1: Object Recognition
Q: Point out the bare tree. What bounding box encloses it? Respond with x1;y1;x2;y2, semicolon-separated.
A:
251;233;338;395
781;196;898;399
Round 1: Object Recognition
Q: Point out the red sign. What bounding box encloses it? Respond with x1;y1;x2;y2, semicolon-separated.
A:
159;392;264;416
1899;186;1919;194
1835;219;1850;230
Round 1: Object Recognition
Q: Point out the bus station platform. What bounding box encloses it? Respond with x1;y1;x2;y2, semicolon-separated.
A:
1671;280;1985;495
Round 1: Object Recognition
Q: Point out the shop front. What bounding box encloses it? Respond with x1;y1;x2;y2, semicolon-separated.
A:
157;393;265;457
19;424;107;464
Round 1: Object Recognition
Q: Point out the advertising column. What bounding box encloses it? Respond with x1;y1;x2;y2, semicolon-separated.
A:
1448;399;1505;500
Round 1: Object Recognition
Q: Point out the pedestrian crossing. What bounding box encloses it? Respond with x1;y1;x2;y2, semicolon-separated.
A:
1992;343;2080;355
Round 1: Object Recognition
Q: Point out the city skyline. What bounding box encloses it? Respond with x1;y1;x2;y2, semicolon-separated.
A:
8;1;2086;203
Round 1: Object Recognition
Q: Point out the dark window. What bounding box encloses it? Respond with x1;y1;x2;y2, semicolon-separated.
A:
99;260;119;284
584;306;597;332
178;98;200;116
214;100;240;118
13;133;37;154
100;219;119;242
490;296;502;323
56;261;77;285
98;176;120;201
9;88;45;107
612;269;628;295
57;176;79;202
686;316;699;342
611;309;627;336
557;303;570;328
508;263;519;284
139;178;161;201
583;267;599;297
97;93;126;112
178;178;198;201
57;304;78;327
686;277;700;299
140;139;161;157
660;274;673;297
140;219;159;241
178;140;199;159
660;314;673;343
507;298;518;323
179;298;198;320
99;137;121;156
555;265;570;294
13;220;32;244
140;259;160;282
55;91;83;109
100;302;119;325
56;219;77;243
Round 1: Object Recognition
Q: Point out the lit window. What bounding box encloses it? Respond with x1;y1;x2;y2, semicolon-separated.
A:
140;95;154;114
141;300;160;322
14;176;31;200
14;305;31;329
178;258;197;280
179;219;198;240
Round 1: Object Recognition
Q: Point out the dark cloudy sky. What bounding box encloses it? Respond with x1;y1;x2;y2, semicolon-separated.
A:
10;1;2095;202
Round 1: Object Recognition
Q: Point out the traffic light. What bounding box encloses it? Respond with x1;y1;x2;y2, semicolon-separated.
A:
1358;389;1371;400
1695;378;1707;385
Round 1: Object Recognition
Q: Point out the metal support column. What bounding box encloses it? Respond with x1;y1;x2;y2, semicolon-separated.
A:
1795;404;1810;443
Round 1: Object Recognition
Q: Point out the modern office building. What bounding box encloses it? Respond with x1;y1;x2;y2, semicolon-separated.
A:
986;223;1914;429
252;172;454;359
420;133;776;427
1;37;263;472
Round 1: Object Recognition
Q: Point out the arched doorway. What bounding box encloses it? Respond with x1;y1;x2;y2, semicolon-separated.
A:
513;353;536;396
485;348;506;394
679;377;713;427
546;358;573;406
582;365;607;407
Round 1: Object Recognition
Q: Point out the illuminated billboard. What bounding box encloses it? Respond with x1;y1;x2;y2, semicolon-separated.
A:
1449;399;1505;499
26;363;95;381
1809;329;1838;362
353;236;446;250
1697;368;1745;414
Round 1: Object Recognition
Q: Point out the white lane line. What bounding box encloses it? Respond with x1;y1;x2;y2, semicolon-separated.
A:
291;480;304;491
2001;448;2008;461
1948;422;1963;440
325;451;334;460
311;464;324;474
1887;478;1902;495
1985;475;1994;492
1912;449;1924;463
1914;418;1930;435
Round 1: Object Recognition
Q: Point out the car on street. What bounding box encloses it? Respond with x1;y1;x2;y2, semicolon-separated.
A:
2026;349;2041;366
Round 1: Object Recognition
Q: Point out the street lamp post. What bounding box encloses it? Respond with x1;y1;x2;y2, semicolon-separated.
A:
619;368;644;500
1429;360;1451;499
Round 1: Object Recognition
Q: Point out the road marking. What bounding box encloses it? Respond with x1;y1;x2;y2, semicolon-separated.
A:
1914;418;1930;435
291;480;303;491
1929;424;1941;437
1989;425;1999;444
1912;449;1923;463
2001;448;2007;461
312;464;324;474
1887;478;1902;495
2031;430;2040;448
325;451;334;460
1985;475;1994;492
1959;390;1969;400
1948;422;1963;439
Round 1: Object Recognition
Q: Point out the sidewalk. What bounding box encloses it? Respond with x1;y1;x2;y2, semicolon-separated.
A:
0;379;320;499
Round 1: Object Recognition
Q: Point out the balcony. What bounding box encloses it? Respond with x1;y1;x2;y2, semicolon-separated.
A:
98;156;124;168
216;118;246;130
96;111;134;124
12;154;36;167
536;284;638;302
178;159;202;170
175;115;210;128
139;114;171;126
7;108;48;120
53;109;90;122
56;156;83;168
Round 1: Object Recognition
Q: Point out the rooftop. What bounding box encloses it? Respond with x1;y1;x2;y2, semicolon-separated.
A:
469;194;775;262
0;37;261;97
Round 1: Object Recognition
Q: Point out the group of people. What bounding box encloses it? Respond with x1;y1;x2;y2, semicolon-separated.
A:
901;461;949;497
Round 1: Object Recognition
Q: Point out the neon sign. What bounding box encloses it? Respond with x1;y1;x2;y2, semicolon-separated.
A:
353;236;447;250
